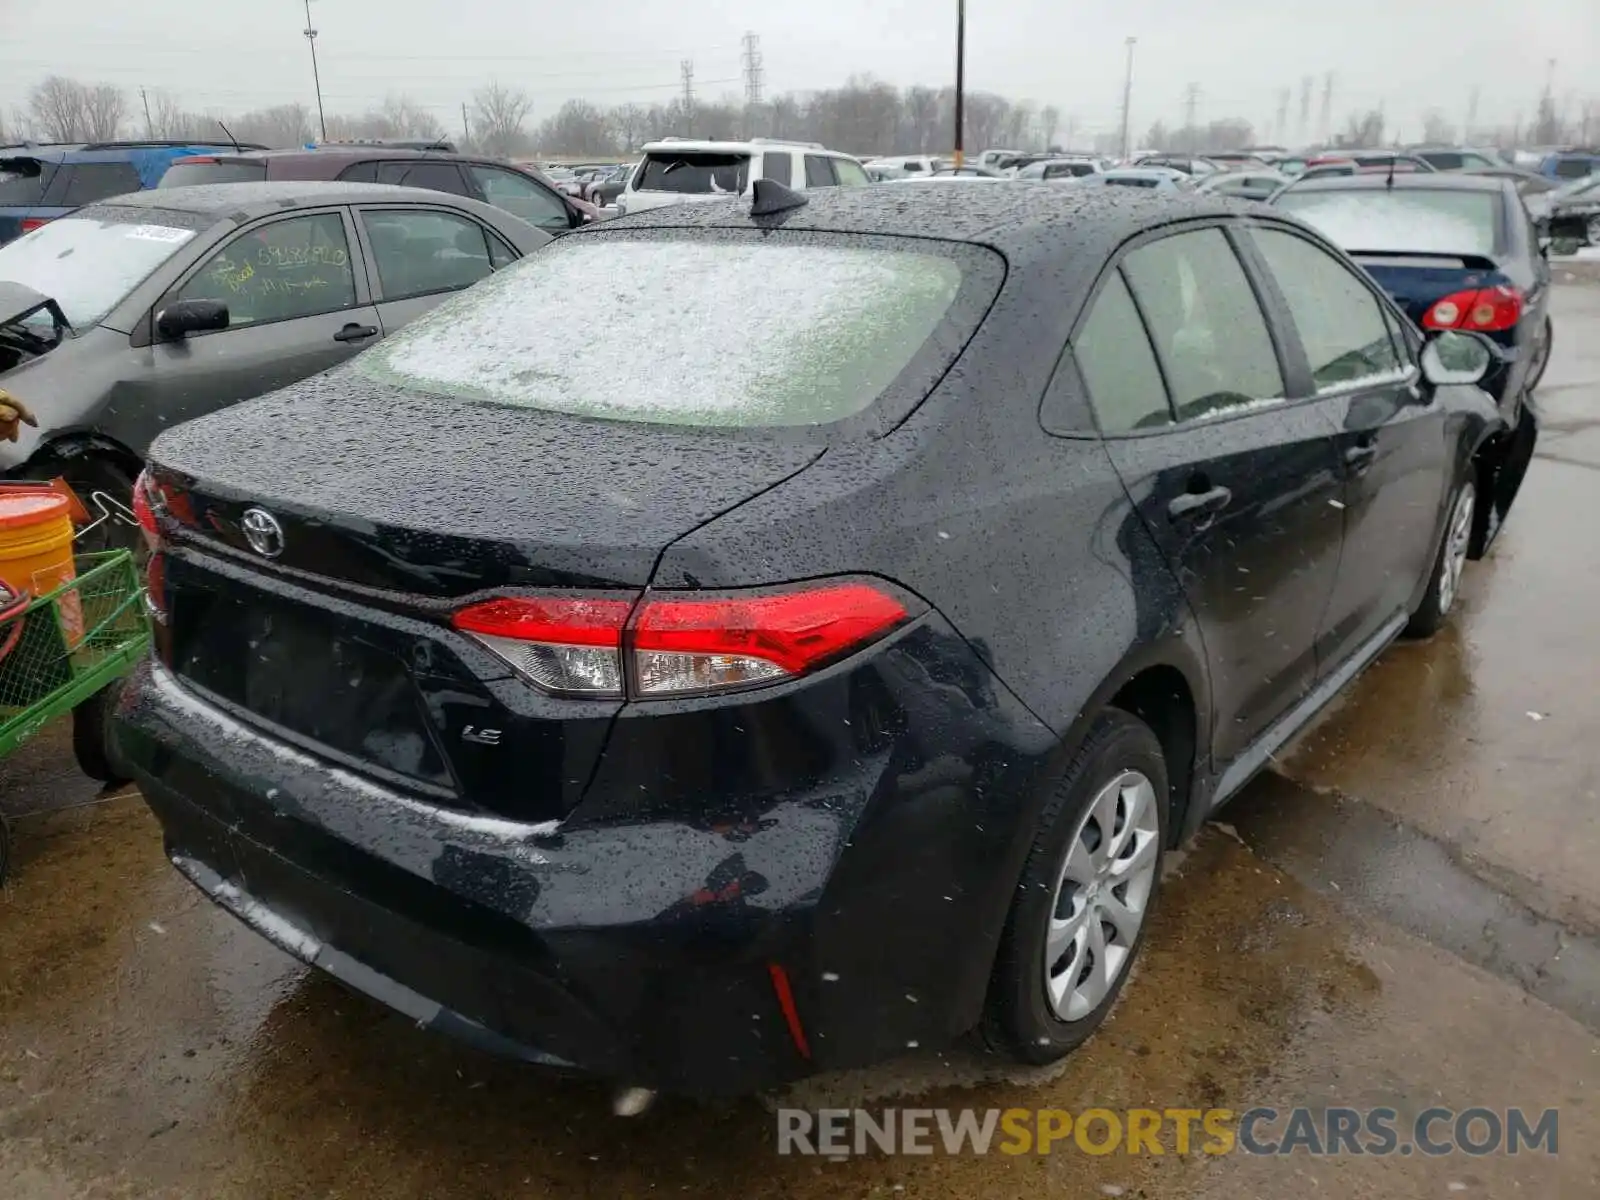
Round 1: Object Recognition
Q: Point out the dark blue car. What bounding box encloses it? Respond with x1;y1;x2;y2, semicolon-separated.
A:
1271;173;1553;408
0;140;265;246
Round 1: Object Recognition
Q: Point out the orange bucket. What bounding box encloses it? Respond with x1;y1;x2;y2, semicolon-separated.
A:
0;493;82;646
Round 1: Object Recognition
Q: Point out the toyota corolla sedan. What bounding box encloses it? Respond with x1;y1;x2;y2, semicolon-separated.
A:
117;181;1533;1099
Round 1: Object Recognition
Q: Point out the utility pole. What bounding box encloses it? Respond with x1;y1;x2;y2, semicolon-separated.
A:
1298;75;1313;143
1275;87;1290;145
141;87;153;139
953;0;967;168
461;102;470;147
680;59;695;121
1065;113;1079;151
1465;86;1480;143
741;31;764;139
302;0;327;142
1118;37;1137;160
1319;72;1334;145
1182;82;1200;151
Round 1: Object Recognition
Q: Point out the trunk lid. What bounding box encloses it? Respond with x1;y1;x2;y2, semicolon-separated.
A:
149;373;824;595
147;374;824;822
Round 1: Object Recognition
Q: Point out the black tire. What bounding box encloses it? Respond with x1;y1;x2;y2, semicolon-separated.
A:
1526;315;1553;393
1406;475;1477;639
72;680;134;787
981;708;1169;1064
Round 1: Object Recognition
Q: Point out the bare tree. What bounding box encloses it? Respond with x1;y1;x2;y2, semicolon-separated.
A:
901;86;940;153
963;92;1011;153
1420;110;1456;145
381;95;446;140
609;103;648;153
1038;105;1061;151
1338;110;1386;149
233;104;314;148
537;100;615;156
83;84;126;141
472;81;534;157
30;76;90;141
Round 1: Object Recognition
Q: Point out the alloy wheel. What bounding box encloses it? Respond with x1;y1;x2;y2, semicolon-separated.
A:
1437;481;1476;616
1044;770;1161;1021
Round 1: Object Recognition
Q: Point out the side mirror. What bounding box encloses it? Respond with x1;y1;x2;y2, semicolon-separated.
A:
1420;330;1494;387
156;299;229;340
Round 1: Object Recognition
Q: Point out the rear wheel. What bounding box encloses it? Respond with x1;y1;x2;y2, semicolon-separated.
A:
982;709;1168;1063
72;680;133;786
1406;476;1476;638
55;453;142;558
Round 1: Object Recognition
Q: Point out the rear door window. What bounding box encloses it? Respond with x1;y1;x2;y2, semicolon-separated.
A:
178;211;357;328
1250;227;1403;390
356;236;974;427
636;153;750;194
761;153;793;186
45;162;142;207
0;158;54;205
805;156;840;188
465;164;571;232
161;159;270;187
834;159;871;187
1074;271;1172;433
361;208;496;301
336;161;381;184
375;161;471;195
1121;228;1284;422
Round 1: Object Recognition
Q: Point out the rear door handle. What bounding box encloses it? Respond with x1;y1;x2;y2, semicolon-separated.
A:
1167;485;1232;521
333;323;379;343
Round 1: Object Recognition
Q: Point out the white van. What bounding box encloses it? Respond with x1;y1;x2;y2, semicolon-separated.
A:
616;139;871;215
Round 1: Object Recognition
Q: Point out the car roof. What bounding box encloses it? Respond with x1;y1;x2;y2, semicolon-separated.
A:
85;180;481;220
639;139;842;155
182;146;475;163
601;180;1249;263
5;141;250;164
1283;172;1507;194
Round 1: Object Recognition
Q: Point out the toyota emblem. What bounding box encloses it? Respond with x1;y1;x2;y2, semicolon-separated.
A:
240;507;285;558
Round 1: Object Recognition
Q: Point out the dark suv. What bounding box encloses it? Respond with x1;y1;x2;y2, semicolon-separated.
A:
0;140;266;245
160;147;588;236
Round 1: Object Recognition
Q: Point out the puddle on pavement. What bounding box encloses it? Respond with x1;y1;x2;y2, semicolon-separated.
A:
2;795;1386;1199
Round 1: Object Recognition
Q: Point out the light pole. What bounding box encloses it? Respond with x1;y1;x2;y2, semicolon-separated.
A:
953;0;966;169
303;0;328;142
1119;37;1137;161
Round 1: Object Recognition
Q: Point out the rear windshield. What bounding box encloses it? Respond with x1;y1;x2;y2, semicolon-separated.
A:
1107;177;1160;188
0;158;50;206
1552;157;1596;180
160;159;268;188
0;210;198;328
356;235;967;427
1274;188;1501;256
635;152;750;195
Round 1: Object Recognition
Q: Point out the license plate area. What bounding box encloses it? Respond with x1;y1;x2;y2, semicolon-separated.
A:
172;589;454;793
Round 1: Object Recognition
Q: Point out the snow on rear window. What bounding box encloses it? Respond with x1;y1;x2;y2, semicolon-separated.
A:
1276;189;1499;256
356;239;964;427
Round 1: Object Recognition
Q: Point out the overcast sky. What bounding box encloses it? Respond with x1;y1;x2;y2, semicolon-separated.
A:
3;0;1595;141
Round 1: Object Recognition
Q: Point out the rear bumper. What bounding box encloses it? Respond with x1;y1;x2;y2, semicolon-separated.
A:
117;619;1057;1095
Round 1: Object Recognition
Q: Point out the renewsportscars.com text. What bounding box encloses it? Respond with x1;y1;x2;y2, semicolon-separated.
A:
776;1106;1560;1158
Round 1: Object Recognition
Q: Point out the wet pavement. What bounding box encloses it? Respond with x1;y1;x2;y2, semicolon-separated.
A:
3;280;1599;1198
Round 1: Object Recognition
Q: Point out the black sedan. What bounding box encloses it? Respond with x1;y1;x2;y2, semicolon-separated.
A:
118;180;1532;1098
1272;173;1554;407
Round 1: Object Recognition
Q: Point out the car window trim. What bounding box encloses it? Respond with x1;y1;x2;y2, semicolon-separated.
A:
353;203;501;304
148;205;369;339
1117;221;1296;430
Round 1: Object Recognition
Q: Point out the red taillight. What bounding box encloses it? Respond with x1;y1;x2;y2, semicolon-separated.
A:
1422;285;1523;333
19;218;49;234
452;581;910;699
132;470;160;550
453;596;631;698
632;583;908;695
132;470;167;622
